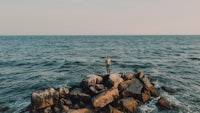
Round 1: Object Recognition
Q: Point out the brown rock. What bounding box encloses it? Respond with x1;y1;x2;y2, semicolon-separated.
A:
118;80;132;92
149;87;160;97
95;84;105;91
140;76;153;88
122;73;134;80
43;107;52;113
119;98;138;112
31;88;59;110
141;88;151;103
81;74;103;89
103;105;123;113
137;72;144;79
156;97;173;110
63;108;93;113
58;87;69;98
92;88;119;108
107;73;124;88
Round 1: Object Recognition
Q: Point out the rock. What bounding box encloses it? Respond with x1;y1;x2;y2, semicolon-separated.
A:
63;108;93;113
43;107;52;113
140;76;153;88
136;72;144;79
125;78;143;95
78;92;91;104
104;105;123;113
122;73;134;80
92;88;119;108
54;106;62;113
60;98;72;106
58;87;69;98
69;88;82;97
0;106;9;112
119;98;138;112
161;86;176;93
149;87;160;97
107;73;124;88
118;80;132;92
31;88;59;110
81;74;103;89
141;88;151;102
156;97;174;110
69;88;91;104
62;105;69;111
95;84;105;91
89;84;105;94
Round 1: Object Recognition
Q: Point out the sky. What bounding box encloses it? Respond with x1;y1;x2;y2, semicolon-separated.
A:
0;0;200;35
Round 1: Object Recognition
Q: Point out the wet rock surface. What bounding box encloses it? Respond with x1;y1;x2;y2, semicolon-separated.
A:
26;72;175;113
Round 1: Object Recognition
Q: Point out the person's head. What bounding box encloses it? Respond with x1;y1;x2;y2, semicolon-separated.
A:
107;56;110;59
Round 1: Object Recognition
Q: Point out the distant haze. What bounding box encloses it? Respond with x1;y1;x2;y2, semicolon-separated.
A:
0;0;200;35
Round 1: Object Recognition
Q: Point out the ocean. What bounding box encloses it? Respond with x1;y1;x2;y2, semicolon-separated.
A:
0;36;199;113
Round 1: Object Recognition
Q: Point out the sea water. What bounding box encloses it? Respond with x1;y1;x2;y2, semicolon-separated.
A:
0;36;199;113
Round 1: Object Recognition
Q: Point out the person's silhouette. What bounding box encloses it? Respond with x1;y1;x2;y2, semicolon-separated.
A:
105;56;111;74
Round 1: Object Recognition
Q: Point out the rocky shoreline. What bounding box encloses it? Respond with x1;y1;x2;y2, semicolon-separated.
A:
24;72;175;113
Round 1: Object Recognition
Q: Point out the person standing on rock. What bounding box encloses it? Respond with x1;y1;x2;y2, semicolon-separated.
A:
105;56;111;74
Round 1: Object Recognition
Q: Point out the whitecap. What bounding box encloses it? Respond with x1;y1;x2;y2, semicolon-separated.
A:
152;80;161;89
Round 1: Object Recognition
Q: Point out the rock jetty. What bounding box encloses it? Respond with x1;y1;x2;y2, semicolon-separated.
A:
26;72;174;113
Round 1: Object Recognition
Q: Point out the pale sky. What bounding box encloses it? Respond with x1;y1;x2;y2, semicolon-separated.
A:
0;0;200;35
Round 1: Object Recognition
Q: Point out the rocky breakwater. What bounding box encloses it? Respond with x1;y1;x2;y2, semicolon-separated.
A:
27;72;174;113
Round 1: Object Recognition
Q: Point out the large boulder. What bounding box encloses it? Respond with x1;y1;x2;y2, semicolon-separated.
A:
122;78;143;96
58;87;69;99
81;74;103;89
92;88;119;108
156;97;174;110
119;98;138;112
107;73;124;88
31;88;59;110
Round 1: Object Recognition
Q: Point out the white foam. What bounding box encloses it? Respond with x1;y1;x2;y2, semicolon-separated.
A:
153;80;161;89
138;104;155;113
162;92;181;106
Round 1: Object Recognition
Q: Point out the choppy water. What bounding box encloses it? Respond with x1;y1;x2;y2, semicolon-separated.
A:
0;36;199;113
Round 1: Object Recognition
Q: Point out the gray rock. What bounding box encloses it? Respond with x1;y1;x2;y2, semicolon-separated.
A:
126;78;143;95
161;86;176;93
